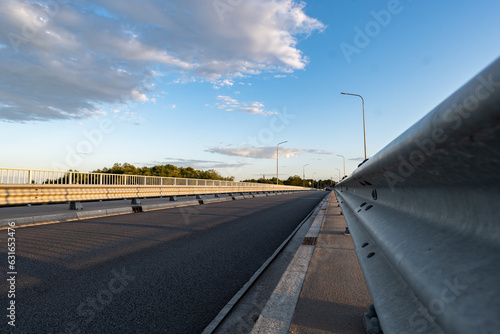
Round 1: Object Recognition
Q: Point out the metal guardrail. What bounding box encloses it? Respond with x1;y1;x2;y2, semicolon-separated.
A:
334;58;500;334
0;168;310;206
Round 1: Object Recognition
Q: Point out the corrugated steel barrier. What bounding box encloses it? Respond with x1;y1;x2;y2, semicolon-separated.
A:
335;58;500;333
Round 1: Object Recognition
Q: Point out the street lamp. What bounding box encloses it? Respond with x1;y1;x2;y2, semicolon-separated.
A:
276;141;288;185
337;154;345;179
335;168;341;182
341;92;367;160
303;164;309;188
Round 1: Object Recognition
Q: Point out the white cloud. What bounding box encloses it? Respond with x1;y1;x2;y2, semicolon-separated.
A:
0;0;324;122
212;79;234;89
130;90;149;102
207;146;299;159
304;149;334;155
206;145;332;159
215;95;277;116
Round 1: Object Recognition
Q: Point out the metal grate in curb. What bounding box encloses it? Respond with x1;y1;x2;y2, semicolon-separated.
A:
302;237;317;245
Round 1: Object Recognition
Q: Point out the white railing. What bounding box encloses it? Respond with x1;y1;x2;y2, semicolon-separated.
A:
0;167;310;206
0;167;269;188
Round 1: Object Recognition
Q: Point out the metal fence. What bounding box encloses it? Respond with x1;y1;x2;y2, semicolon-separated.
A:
0;167;272;188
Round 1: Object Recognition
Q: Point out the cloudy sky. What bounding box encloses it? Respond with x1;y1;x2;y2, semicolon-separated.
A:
1;0;499;181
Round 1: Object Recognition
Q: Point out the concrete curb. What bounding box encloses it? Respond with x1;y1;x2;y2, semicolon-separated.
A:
231;195;245;200
249;196;328;334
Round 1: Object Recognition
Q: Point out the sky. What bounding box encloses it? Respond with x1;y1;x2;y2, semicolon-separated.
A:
1;0;499;182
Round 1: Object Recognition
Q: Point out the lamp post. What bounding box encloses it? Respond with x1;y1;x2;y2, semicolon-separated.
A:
337;154;345;179
276;141;288;185
341;92;367;160
335;168;341;182
303;164;309;188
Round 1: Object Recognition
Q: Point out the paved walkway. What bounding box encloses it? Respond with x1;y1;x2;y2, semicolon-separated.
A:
288;193;372;333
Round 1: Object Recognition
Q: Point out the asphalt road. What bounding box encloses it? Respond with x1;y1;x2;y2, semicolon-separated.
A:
1;191;327;334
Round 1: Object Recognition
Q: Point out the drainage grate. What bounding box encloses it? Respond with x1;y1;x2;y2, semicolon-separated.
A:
302;237;317;245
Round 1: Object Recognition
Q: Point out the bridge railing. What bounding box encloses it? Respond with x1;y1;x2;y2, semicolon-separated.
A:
334;58;500;333
0;167;271;187
0;168;311;206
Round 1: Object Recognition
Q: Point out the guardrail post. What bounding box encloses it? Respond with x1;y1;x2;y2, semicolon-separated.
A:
69;201;83;210
69;172;72;185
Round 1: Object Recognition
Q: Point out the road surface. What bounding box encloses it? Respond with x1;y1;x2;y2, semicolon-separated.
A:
1;191;326;334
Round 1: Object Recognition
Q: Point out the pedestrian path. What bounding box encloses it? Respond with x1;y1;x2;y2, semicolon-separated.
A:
288;193;372;333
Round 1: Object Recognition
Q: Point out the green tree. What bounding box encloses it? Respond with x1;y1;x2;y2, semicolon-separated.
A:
92;163;234;181
284;175;303;186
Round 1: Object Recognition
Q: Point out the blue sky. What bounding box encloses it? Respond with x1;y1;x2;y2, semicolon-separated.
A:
1;0;499;181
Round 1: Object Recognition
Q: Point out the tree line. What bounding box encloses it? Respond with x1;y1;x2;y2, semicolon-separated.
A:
242;175;336;188
43;163;234;184
92;163;234;181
